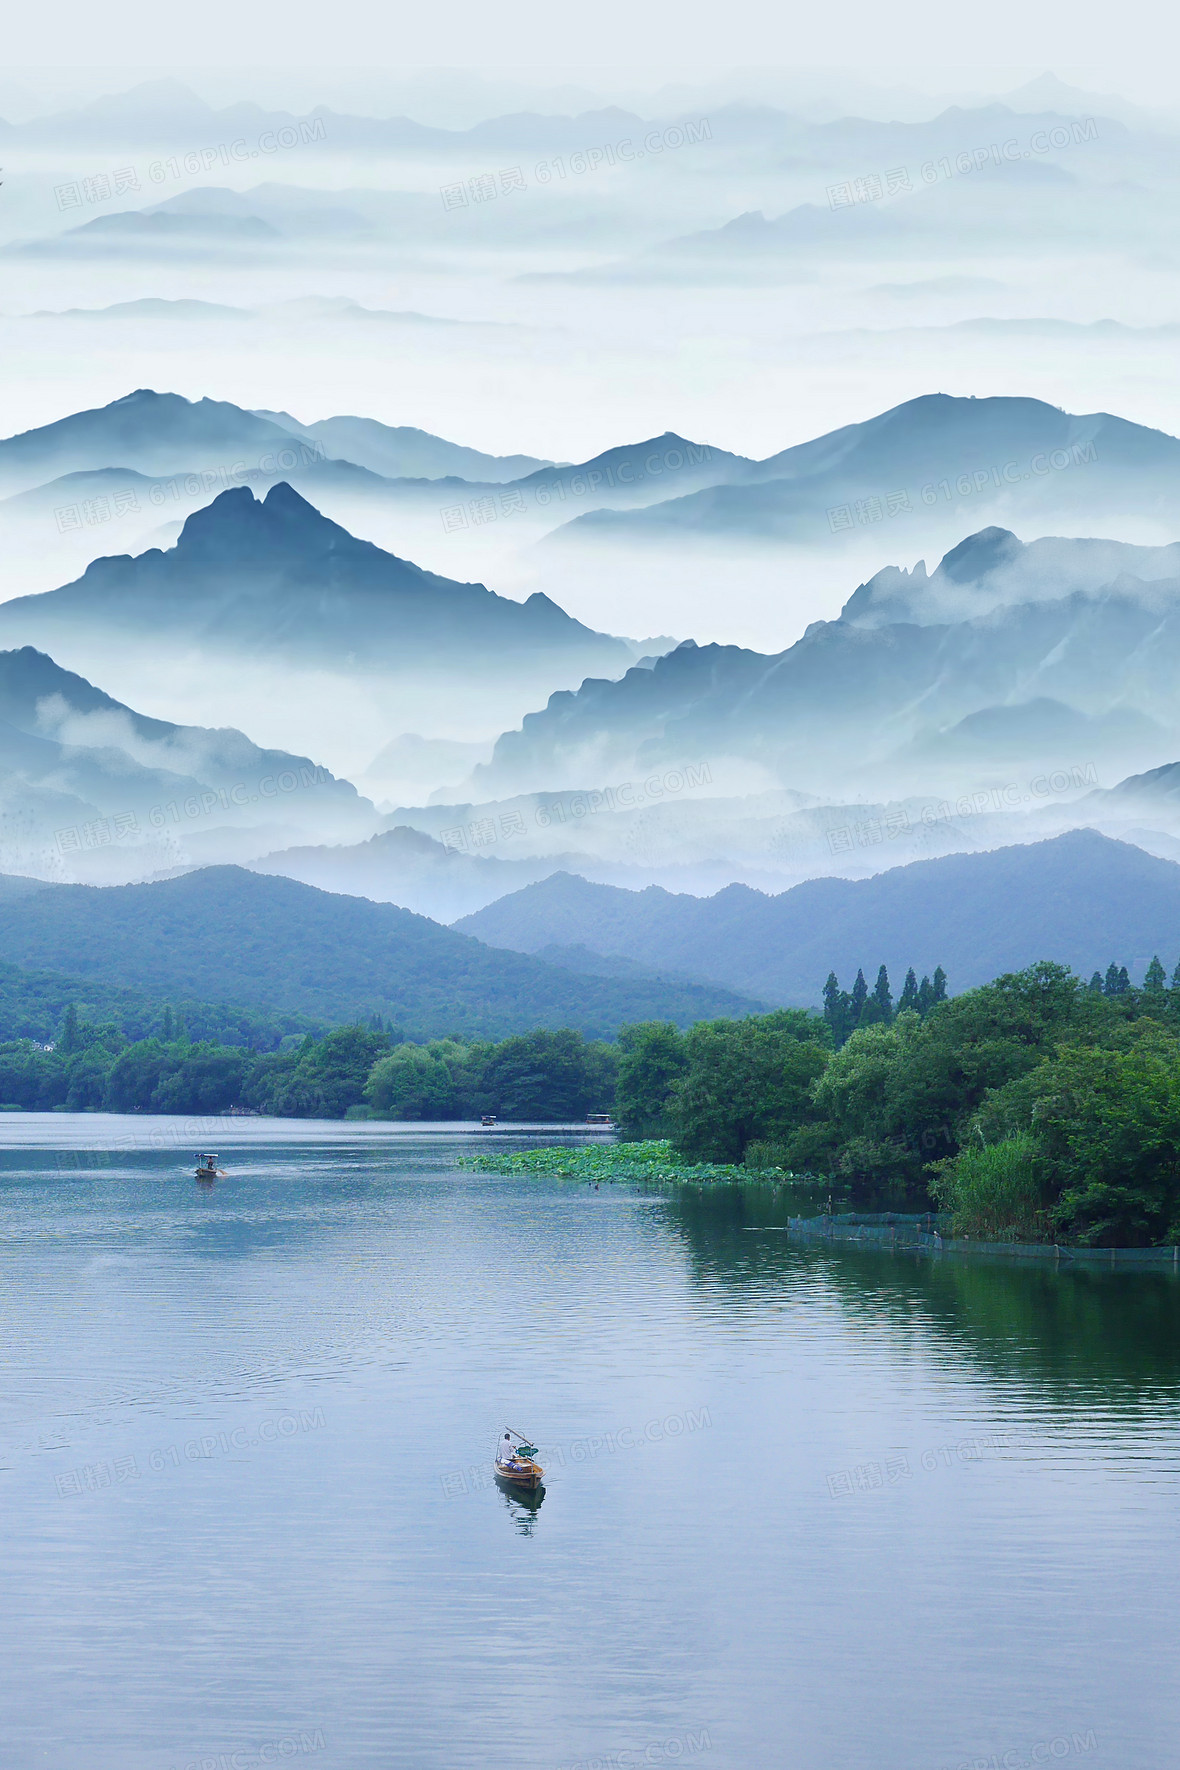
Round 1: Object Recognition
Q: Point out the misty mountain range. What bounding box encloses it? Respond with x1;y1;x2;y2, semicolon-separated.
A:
2;78;1132;166
0;646;374;882
0;462;658;779
545;394;1180;550
0;388;549;499
2;67;1180;1033
468;521;1180;800
9;389;1180;624
0;479;634;690
456;830;1180;1005
6;382;1180;906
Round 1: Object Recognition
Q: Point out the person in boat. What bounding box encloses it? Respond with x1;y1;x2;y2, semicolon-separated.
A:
498;1431;517;1468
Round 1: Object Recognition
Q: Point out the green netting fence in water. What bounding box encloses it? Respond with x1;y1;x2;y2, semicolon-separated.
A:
779;1212;1180;1266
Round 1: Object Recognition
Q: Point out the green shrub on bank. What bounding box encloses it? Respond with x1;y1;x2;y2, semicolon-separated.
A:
930;1135;1048;1240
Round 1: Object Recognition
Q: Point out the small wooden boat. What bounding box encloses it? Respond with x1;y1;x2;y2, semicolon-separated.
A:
480;1114;497;1128
494;1438;544;1492
193;1153;226;1178
586;1113;613;1126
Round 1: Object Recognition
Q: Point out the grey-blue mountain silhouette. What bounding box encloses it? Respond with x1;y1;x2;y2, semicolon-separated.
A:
471;523;1180;795
0;387;548;498
841;525;1180;627
0;483;632;675
256;410;547;482
0;645;369;844
456;830;1180;1004
543;394;1180;547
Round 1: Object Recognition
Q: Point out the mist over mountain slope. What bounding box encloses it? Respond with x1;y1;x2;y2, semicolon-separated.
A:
7;387;1180;663
548;395;1180;548
523;394;1180;644
0;482;638;771
469;522;1180;800
256;408;549;481
456;830;1180;1003
0;389;303;498
0;645;374;882
0;481;626;668
840;525;1180;627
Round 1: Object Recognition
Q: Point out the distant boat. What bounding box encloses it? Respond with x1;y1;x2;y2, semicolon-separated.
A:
586;1113;614;1126
480;1114;496;1127
193;1153;226;1178
494;1437;544;1492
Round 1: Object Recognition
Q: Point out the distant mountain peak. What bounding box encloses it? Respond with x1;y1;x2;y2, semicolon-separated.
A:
840;524;1180;632
175;481;359;563
938;526;1023;582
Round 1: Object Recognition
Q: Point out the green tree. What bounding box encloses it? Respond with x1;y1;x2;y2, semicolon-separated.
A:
1088;971;1103;993
103;1040;171;1112
821;973;854;1047
1145;956;1167;994
366;1043;458;1118
931;966;948;1005
468;1028;617;1122
615;1021;687;1136
868;964;893;1025
669;1011;830;1163
972;1020;1180;1244
898;969;920;1015
849;969;869;1028
65;1046;117;1110
151;1046;246;1114
247;1024;392;1117
60;1003;79;1055
802;963;1085;1198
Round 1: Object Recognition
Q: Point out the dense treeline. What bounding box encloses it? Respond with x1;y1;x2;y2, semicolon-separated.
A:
822;963;946;1045
0;1013;617;1122
618;957;1180;1245
16;955;1180;1244
0;962;321;1050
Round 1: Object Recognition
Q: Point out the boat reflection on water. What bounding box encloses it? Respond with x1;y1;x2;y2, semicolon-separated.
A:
496;1476;546;1534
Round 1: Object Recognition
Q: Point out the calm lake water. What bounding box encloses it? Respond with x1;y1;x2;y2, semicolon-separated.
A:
2;1116;1178;1770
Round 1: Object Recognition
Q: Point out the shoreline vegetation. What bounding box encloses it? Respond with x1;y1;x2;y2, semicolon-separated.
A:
462;1140;768;1185
7;956;1180;1245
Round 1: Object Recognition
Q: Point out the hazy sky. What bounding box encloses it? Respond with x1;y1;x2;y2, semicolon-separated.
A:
4;45;1179;665
2;35;1179;877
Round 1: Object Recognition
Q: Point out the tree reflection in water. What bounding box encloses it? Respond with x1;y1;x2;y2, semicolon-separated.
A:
650;1179;1180;1413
